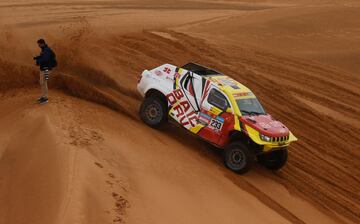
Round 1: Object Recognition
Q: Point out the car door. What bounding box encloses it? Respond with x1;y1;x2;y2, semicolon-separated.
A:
181;72;201;112
167;72;201;130
197;86;233;144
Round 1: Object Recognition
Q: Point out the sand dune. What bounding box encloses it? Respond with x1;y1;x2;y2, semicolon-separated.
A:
0;1;359;224
179;4;360;74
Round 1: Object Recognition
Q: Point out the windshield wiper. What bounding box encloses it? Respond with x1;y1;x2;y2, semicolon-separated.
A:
241;110;264;116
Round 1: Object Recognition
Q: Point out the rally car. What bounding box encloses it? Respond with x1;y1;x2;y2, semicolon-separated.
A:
137;63;297;174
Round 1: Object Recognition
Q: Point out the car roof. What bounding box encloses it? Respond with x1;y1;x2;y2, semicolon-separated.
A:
181;63;222;76
206;75;252;95
181;62;254;98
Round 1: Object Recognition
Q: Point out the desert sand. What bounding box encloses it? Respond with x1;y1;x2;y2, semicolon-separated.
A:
0;0;359;224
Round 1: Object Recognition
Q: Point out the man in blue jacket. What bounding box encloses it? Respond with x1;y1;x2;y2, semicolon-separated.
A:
33;39;57;104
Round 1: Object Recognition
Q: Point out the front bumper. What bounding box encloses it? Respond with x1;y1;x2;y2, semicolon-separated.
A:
245;125;297;153
263;142;289;152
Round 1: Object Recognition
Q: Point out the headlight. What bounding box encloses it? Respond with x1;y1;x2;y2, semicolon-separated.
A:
260;133;271;142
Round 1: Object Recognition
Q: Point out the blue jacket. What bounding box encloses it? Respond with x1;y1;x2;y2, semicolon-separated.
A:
35;45;55;71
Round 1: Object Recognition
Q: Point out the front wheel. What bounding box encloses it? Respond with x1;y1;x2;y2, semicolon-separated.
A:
257;148;288;170
224;142;253;174
140;96;167;128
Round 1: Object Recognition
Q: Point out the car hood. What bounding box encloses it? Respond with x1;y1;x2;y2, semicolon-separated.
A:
240;114;289;137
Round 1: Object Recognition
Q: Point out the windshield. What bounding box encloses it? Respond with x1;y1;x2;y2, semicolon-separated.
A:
236;98;266;115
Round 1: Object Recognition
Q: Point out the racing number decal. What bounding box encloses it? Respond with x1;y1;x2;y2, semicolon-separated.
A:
210;119;223;131
209;116;225;132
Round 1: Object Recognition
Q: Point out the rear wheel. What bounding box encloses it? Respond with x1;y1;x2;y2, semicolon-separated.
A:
140;96;167;128
258;148;288;170
224;142;253;174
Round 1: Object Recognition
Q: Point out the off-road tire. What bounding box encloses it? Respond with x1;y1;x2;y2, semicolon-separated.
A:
140;96;167;128
224;141;253;174
257;148;288;170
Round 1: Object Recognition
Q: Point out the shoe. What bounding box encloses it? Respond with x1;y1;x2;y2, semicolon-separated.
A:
39;97;49;104
37;97;44;102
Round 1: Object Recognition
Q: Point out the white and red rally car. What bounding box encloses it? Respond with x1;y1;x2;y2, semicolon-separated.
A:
137;63;297;173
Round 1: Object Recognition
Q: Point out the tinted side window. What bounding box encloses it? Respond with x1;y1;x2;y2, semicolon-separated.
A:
208;89;228;110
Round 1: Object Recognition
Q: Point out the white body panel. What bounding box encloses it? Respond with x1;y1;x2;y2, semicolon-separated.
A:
137;63;204;130
137;64;177;98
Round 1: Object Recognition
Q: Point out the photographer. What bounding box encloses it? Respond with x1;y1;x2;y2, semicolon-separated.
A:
33;39;57;104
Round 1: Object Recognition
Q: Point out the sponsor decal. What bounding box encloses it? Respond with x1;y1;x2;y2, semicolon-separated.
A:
209;107;220;114
216;116;225;123
218;78;240;89
155;70;162;76
268;121;283;128
259;122;271;129
166;89;197;127
233;92;253;98
163;67;172;74
198;112;211;125
258;121;283;129
209;77;222;86
174;72;181;79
